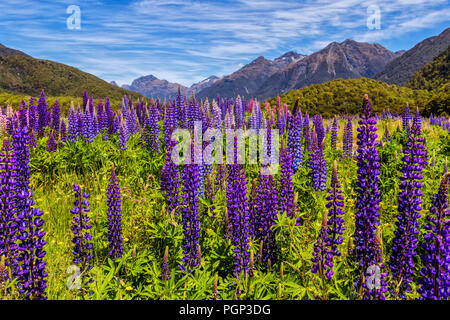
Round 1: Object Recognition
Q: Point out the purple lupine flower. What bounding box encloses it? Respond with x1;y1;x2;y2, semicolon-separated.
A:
47;132;57;153
82;90;88;112
390;109;425;298
288;109;303;172
0;138;19;279
312;161;346;279
309;131;327;191
59;120;67;145
107;165;123;260
13;126;48;299
119;122;128;150
67;105;77;142
227;137;250;276
324;161;345;277
163;102;176;145
353;94;386;300
418;173;449;300
343;119;353;158
50;100;60;134
88;96;94;118
253;171;278;268
18;100;28;129
37;90;48;137
180;144;200;274
70;184;94;289
143;104;160;153
279;145;294;219
314;114;325;146
160;246;171;281
28;102;38;133
383;126;391;142
331;117;338;150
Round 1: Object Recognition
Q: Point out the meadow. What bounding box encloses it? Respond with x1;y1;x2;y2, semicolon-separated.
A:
0;90;449;300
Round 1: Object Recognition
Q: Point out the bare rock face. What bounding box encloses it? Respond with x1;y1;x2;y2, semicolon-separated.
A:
255;40;401;99
197;52;306;99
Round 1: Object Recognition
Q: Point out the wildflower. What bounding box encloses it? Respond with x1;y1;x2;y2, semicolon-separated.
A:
70;184;94;290
418;173;449;300
160;246;171;281
390;109;425;298
107;165;123;260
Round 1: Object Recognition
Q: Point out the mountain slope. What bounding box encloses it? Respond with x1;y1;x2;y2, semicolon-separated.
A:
375;28;450;86
0;43;30;58
197;52;305;99
0;47;143;101
256;39;402;99
407;44;450;91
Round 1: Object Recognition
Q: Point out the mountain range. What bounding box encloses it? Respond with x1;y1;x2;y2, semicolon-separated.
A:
121;75;220;99
121;28;449;100
1;27;449;102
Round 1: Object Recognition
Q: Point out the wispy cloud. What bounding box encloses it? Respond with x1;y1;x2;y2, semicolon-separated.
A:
0;0;448;87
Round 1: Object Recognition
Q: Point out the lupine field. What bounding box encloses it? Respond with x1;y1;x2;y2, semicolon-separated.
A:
0;89;449;301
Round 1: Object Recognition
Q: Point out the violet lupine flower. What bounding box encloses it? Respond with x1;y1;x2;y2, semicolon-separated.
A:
314;114;325;146
383;126;391;142
343;119;353;158
309;131;327;191
13;127;48;299
323;161;345;279
107;165;123;260
37;90;48;137
82;90;88;112
311;215;331;278
390;109;425;298
16;204;47;300
18;100;28;129
288;110;303;173
50;100;60;134
28;103;38;133
311;161;345;280
119;122;128;150
67;106;78;142
253;171;278;268
144;104;160;153
0;138;19;278
47;132;57;153
331;117;337;150
418;173;449;300
353;94;386;300
227;137;251;276
70;184;94;289
59;120;67;146
160;140;180;216
279;145;294;219
180;146;200;275
160;246;171;281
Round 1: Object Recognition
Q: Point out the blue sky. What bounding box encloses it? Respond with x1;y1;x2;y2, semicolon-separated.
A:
0;0;449;87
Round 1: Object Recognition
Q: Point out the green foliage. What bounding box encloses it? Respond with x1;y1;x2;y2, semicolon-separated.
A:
267;78;432;117
407;45;450;91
